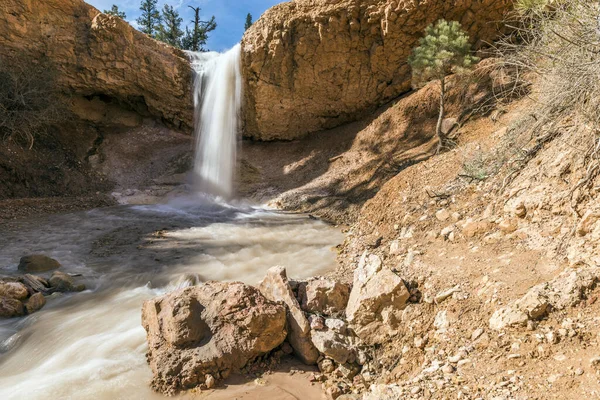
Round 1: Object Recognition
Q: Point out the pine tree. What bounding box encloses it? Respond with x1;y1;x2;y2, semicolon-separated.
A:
137;0;161;37
408;19;478;153
244;13;253;31
156;5;184;48
181;6;217;52
104;5;126;19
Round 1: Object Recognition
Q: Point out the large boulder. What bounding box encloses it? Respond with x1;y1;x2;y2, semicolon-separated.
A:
241;0;512;140
18;255;61;273
142;281;287;395
258;266;320;364
299;278;350;317
0;0;193;130
346;252;410;344
310;318;354;364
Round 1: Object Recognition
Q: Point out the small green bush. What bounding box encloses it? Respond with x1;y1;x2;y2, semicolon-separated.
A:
409;20;478;153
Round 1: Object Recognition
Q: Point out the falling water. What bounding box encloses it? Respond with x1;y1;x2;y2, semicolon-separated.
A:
188;44;242;198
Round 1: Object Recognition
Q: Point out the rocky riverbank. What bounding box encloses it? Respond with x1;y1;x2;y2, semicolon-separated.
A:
0;255;86;318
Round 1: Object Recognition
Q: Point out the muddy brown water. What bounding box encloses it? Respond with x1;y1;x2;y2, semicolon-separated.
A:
0;196;343;399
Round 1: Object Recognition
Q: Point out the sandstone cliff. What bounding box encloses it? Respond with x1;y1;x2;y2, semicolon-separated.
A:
242;0;512;140
0;0;194;130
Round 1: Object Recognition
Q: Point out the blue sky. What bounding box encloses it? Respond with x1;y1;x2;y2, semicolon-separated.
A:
86;0;283;51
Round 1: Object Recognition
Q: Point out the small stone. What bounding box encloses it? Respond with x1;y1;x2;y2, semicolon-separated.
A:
577;210;600;236
414;336;427;349
325;318;347;334
309;373;326;382
546;331;559;344
410;386;422;395
309;315;326;331
461;219;491;238
326;385;343;400
390;240;402;255
357;351;368;365
575;368;584;376
457;359;471;368
435;285;460;304
547;374;561;383
489;307;528;330
440;225;455;238
205;374;215;389
515;201;527;218
590;357;600;367
24;292;46;314
442;364;455;374
498;217;518;234
448;353;463;363
436;209;451;222
281;342;293;354
319;358;336;374
471;328;484;341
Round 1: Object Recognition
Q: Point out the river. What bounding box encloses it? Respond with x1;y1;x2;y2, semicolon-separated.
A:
0;196;343;399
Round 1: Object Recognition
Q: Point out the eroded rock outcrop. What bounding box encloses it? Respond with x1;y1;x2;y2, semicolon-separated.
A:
489;267;599;331
0;0;194;130
142;281;287;394
242;0;512;140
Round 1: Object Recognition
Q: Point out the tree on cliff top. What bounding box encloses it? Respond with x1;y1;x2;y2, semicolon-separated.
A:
181;6;216;52
137;0;161;37
245;13;253;31
409;19;478;153
156;5;184;48
104;5;126;19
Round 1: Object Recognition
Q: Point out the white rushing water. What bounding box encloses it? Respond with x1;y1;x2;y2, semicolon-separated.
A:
0;200;344;399
189;45;242;199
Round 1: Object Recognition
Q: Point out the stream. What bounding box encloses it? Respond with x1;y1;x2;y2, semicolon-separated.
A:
0;195;343;399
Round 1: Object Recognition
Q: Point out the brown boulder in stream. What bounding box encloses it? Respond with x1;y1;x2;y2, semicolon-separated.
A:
0;282;29;300
49;271;86;292
25;292;46;314
18;255;61;273
0;297;25;318
142;281;287;395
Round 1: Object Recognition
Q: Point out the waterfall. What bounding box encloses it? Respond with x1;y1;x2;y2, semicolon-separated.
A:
188;44;242;199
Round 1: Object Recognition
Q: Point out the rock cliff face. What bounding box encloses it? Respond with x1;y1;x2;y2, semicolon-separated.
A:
241;0;512;140
0;0;194;130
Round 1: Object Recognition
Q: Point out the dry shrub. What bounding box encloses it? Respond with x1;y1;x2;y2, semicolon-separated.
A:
0;56;67;149
490;1;600;193
498;0;600;129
